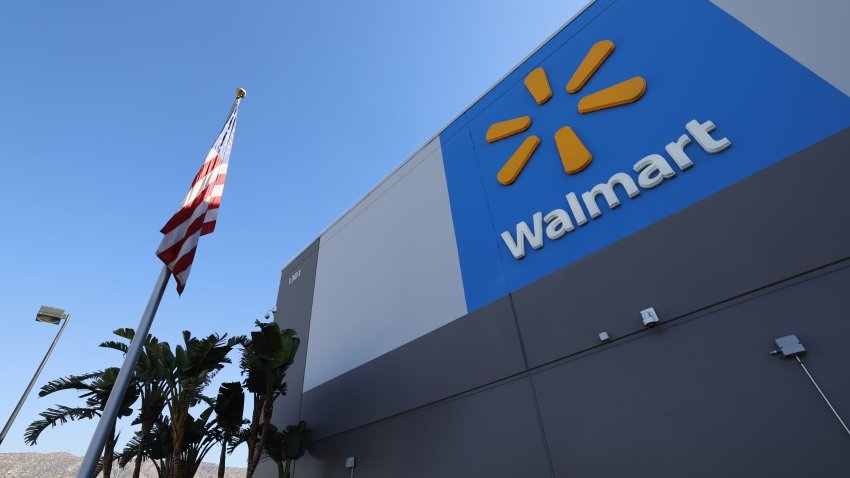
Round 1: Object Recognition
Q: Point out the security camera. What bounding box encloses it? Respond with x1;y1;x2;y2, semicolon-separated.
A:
640;307;660;328
263;312;271;319
271;307;277;314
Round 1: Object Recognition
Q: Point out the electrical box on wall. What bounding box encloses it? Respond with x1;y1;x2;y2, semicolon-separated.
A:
773;335;806;358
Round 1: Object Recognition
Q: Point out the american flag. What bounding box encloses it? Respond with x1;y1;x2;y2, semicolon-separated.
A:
156;97;241;294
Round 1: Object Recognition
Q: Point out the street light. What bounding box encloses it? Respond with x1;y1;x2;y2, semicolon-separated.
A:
35;306;66;325
0;306;70;446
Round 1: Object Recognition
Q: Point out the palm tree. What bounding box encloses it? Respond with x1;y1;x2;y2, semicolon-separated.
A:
119;416;174;478
147;331;244;478
263;421;310;478
100;328;168;478
25;368;139;478
120;398;248;478
212;382;246;478
241;321;300;478
120;404;227;478
178;406;219;477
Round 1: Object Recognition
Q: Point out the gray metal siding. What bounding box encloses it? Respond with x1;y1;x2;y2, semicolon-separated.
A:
534;262;850;477
711;0;850;96
298;377;554;478
272;238;320;428
301;295;527;440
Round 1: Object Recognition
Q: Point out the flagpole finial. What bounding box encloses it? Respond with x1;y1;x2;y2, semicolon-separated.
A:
236;88;247;99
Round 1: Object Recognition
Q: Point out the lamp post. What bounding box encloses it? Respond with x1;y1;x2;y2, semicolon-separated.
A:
0;306;70;446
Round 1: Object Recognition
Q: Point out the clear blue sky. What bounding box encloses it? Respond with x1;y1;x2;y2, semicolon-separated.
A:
0;0;584;466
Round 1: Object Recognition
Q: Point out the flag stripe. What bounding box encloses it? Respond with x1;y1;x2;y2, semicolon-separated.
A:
157;212;206;266
158;201;210;251
161;167;227;233
183;159;227;206
200;222;216;235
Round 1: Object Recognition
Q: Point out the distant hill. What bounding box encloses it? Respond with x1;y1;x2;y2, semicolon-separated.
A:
0;452;246;478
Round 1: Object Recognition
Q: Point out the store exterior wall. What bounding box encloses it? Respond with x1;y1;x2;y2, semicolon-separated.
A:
264;1;850;477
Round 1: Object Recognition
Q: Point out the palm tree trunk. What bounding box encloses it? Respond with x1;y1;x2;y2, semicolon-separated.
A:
217;433;228;478
170;425;184;478
245;396;262;478
170;439;185;478
246;402;261;474
171;398;186;478
171;457;184;478
133;420;152;478
248;393;274;478
102;424;116;478
246;450;256;477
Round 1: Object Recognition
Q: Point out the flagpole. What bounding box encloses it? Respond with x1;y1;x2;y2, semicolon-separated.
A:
77;265;170;478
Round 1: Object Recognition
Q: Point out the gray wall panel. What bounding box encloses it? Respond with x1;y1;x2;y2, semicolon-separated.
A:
711;0;850;96
513;127;850;368
272;239;320;429
301;295;527;440
306;137;468;391
298;377;553;478
533;262;850;478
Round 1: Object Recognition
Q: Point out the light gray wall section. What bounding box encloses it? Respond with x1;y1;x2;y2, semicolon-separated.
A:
298;377;554;478
534;262;850;478
711;0;850;96
305;136;468;391
513;126;850;368
300;295;527;440
271;239;320;429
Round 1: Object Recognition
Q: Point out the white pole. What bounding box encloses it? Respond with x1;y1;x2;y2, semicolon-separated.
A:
0;314;69;446
795;355;850;438
77;265;170;477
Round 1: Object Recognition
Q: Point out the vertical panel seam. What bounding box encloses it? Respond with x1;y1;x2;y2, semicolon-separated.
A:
294;241;321;422
508;292;557;478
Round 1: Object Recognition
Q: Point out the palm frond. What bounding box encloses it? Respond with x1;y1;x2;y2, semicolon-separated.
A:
214;382;245;432
98;340;129;353
112;328;136;341
37;371;101;397
228;426;250;454
24;405;99;445
118;434;145;468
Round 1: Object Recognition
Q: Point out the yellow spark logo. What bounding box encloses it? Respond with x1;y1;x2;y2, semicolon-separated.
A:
486;40;647;185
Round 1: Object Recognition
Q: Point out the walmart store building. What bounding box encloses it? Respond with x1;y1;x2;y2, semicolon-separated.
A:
262;1;850;477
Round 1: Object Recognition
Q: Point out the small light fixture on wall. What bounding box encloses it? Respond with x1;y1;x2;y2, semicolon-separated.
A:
640;307;660;328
